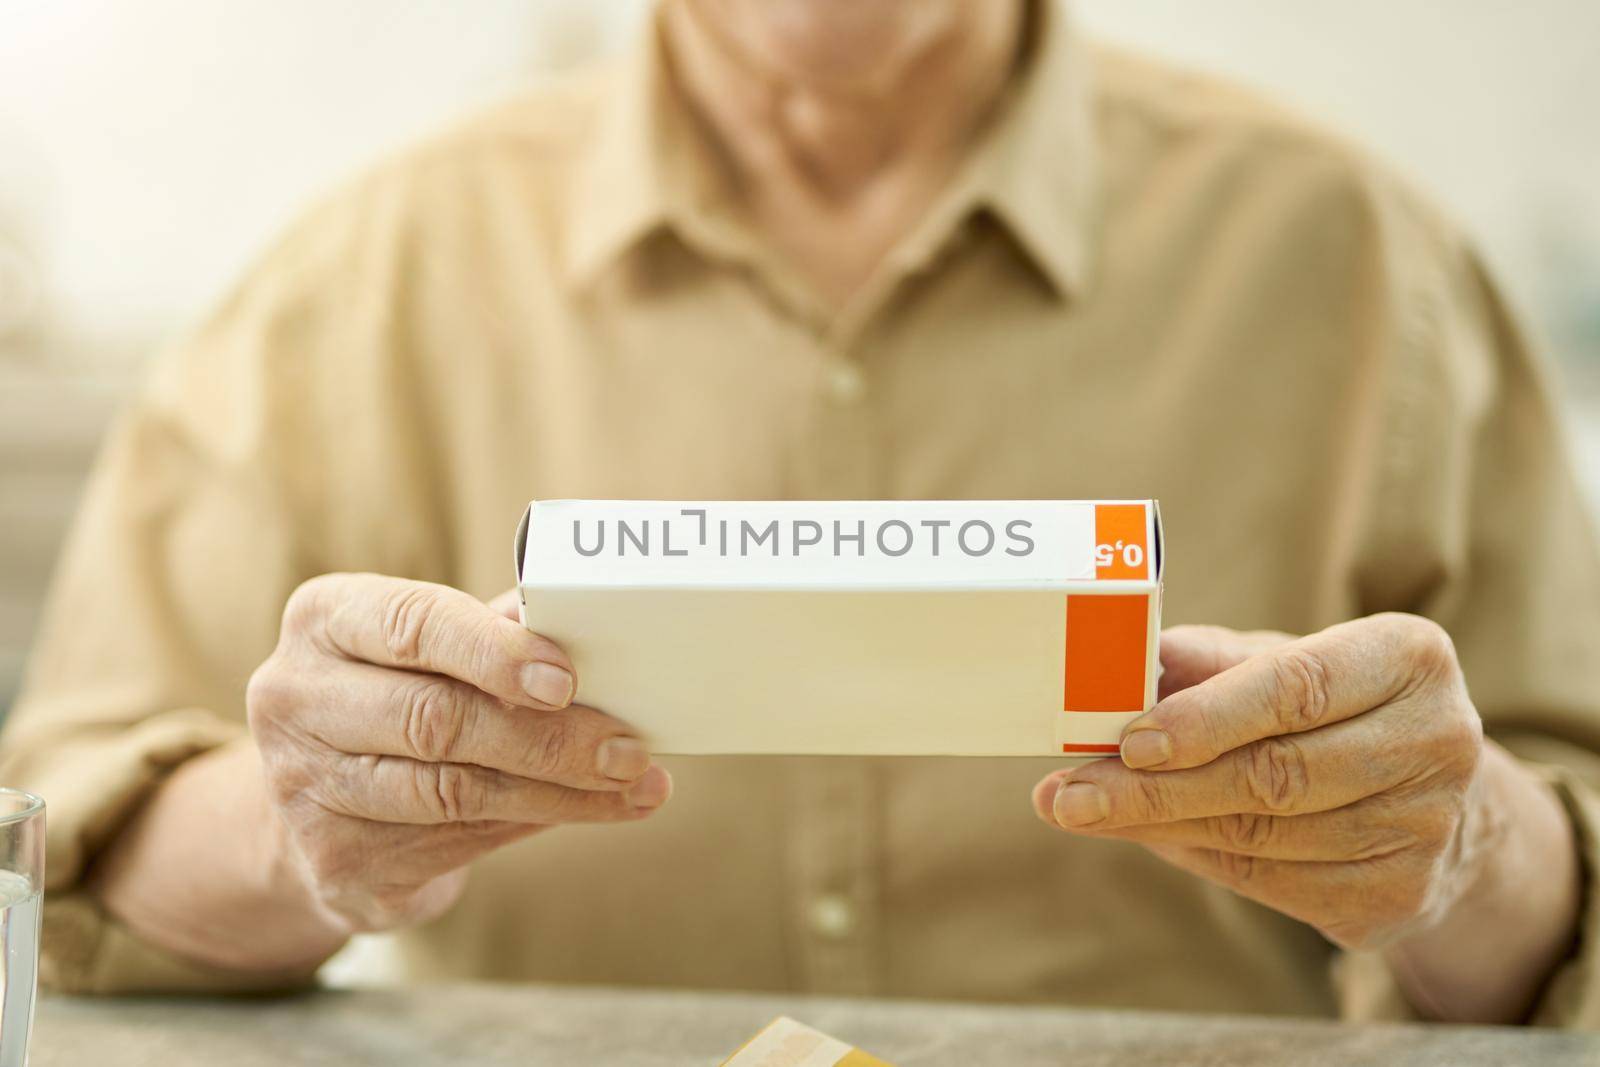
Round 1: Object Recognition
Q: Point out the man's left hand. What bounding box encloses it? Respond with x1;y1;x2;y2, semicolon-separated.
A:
1034;614;1515;951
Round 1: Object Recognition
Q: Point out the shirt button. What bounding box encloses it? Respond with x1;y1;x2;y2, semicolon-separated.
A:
807;893;857;940
824;360;866;405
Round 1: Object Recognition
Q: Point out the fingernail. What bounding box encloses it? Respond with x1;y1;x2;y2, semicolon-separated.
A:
1054;781;1109;827
626;767;672;811
597;737;651;781
521;662;574;707
1121;728;1172;769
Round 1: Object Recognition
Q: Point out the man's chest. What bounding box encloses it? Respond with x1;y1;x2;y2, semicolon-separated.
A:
421;233;1379;633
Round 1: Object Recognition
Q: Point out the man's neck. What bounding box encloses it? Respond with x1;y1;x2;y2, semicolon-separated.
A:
661;0;1027;311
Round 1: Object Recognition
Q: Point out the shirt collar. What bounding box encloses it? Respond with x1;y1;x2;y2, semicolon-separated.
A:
564;0;1099;302
563;16;704;289
971;0;1100;300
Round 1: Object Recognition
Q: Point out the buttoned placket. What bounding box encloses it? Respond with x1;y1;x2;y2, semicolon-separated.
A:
783;757;884;994
744;275;882;993
677;197;985;996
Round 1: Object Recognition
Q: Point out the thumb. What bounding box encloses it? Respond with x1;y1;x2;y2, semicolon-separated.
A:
1158;624;1295;699
487;588;522;621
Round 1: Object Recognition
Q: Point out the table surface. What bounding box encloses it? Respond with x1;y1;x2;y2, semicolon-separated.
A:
32;983;1600;1066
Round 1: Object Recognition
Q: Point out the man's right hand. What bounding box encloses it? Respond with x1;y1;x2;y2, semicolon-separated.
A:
246;573;670;935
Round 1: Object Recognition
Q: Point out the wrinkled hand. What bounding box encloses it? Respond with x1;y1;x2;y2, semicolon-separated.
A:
1034;613;1500;950
247;573;670;934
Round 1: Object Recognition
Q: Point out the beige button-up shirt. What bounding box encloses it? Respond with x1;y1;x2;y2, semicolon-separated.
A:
10;1;1600;1024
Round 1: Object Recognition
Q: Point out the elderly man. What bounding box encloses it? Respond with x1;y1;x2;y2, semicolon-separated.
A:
7;0;1600;1028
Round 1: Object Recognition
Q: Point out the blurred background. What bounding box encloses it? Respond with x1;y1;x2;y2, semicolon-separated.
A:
3;0;1599;717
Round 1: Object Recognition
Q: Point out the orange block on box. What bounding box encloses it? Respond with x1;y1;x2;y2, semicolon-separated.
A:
1064;594;1150;712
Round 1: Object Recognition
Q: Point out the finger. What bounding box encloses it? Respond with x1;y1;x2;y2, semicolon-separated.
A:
1142;843;1421;949
292;815;546;929
295;660;653;789
1157;625;1293;699
1035;713;1413;830
291;574;575;710
303;812;547;892
1052;793;1432;862
487;588;521;621
351;819;546;882
312;754;673;825
1122;614;1450;771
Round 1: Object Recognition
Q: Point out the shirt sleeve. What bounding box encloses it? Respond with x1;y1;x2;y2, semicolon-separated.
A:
0;206;359;993
1335;211;1600;1025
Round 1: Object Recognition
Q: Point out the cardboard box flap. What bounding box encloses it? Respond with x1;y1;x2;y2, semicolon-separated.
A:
1152;499;1165;580
514;502;532;583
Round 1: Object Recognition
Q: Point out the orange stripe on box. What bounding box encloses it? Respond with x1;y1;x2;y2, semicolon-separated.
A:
1094;503;1149;580
1064;593;1149;712
1062;743;1121;754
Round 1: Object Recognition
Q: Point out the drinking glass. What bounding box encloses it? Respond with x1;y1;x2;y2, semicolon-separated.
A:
0;790;43;1067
